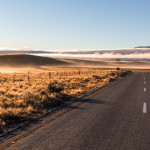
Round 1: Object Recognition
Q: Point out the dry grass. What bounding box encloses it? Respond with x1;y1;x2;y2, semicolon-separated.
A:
0;67;128;131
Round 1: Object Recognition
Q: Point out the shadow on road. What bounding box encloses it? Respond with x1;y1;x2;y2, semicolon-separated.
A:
0;96;117;140
71;97;118;106
82;98;118;105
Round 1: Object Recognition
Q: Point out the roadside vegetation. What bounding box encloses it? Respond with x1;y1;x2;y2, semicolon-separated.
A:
0;67;128;131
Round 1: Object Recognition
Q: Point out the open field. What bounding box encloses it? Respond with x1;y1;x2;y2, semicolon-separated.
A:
0;67;128;131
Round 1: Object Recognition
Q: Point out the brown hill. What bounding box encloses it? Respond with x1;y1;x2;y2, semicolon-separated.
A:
0;54;72;67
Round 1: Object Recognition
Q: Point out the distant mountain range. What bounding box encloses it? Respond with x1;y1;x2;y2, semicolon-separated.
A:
135;46;150;48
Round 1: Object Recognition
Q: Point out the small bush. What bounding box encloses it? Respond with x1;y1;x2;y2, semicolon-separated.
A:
92;75;102;80
48;81;64;94
116;67;120;70
109;78;116;82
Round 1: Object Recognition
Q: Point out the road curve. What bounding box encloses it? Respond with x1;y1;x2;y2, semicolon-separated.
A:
1;72;150;150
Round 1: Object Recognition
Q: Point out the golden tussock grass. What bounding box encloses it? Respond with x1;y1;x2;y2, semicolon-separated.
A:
0;67;128;131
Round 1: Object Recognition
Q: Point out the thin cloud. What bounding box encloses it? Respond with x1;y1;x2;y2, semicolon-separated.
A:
33;52;150;61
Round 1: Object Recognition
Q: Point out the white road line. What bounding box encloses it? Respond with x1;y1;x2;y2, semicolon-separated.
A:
144;81;146;84
144;78;146;80
144;88;146;91
143;102;147;113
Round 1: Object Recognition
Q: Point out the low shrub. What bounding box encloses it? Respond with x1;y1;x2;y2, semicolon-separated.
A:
48;81;64;94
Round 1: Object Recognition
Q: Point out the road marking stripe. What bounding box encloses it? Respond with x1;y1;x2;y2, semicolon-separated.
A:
144;81;146;84
143;102;147;113
144;88;146;91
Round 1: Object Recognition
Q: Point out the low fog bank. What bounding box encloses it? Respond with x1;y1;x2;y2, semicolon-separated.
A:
34;53;150;61
34;48;150;61
1;48;150;61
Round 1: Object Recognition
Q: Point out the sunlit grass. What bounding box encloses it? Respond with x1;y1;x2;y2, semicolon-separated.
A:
0;68;124;131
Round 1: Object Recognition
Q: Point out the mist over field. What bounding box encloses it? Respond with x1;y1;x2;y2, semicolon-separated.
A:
1;47;150;61
1;47;150;71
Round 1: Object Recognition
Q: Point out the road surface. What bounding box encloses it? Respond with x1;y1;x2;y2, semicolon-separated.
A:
1;72;150;150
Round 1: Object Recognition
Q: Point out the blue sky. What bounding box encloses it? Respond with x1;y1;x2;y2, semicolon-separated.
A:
0;0;150;50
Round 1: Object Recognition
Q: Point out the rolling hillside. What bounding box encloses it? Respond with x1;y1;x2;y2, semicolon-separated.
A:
0;54;72;67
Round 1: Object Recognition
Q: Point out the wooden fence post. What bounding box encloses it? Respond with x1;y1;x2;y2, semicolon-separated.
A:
49;72;51;79
28;72;30;82
13;73;15;82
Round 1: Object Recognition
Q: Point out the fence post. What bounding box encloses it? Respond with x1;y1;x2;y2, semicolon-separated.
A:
49;72;51;79
28;72;30;82
13;73;15;82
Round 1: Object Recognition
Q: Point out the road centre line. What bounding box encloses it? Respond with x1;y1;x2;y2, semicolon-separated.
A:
144;81;146;84
144;88;146;91
143;102;147;113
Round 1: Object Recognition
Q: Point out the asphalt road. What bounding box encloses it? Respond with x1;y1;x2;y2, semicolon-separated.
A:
1;72;150;150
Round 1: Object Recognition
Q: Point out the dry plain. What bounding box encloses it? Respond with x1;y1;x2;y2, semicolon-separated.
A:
0;66;122;131
0;54;141;132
